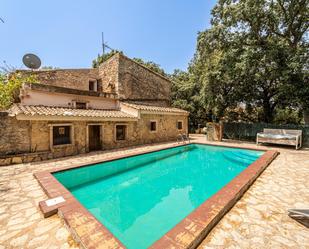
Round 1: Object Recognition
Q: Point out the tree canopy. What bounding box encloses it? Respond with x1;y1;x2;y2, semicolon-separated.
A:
172;0;308;126
92;50;121;68
91;1;308;128
131;58;166;76
0;72;36;110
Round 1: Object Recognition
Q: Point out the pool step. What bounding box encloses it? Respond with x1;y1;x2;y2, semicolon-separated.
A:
222;152;257;166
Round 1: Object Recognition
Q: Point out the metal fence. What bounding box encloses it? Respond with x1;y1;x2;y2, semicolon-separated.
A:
223;122;309;146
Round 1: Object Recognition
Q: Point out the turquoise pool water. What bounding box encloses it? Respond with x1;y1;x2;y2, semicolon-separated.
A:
54;144;263;249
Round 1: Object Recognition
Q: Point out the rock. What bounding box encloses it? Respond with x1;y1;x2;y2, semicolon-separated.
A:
56;227;70;241
27;234;49;247
34;156;42;162
0;158;11;166
10;234;28;247
12;157;22;164
40;153;48;161
35;218;60;236
0;230;20;242
7;217;26;226
25;207;37;217
23;156;35;163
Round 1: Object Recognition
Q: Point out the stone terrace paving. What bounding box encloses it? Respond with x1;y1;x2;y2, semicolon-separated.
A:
0;135;308;249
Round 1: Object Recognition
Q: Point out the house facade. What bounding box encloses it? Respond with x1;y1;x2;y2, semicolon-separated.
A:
0;53;189;165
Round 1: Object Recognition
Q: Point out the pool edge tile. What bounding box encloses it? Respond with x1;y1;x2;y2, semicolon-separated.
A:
150;149;279;249
34;169;126;249
34;142;278;249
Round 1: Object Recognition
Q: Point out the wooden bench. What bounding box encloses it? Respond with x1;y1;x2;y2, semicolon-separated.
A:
256;129;302;150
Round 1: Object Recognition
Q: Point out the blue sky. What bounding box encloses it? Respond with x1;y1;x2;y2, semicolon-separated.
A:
1;0;216;73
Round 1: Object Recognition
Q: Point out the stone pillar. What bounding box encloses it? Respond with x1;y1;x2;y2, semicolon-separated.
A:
206;122;223;141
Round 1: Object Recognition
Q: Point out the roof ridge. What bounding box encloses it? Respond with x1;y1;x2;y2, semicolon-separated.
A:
98;52;171;82
118;53;171;82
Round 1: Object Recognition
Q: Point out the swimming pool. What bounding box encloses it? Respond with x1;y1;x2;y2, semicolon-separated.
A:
53;144;264;249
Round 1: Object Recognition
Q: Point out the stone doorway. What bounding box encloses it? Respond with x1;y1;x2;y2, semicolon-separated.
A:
88;125;102;151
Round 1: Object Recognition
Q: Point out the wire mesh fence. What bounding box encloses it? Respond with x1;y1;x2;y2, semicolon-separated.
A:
223;122;309;146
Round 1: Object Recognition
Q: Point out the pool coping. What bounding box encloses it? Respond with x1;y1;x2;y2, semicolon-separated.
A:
34;142;279;249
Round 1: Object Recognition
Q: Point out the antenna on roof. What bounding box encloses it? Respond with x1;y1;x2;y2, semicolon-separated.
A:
101;32;114;55
22;53;41;70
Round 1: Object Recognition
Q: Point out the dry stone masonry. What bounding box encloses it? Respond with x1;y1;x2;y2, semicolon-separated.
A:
1;53;189;166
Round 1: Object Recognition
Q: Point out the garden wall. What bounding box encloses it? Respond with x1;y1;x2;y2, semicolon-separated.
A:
0;112;31;156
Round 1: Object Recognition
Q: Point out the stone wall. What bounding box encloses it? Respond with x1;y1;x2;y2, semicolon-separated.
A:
117;54;171;104
102;114;188;149
98;55;119;93
17;69;99;91
30;121;50;152
30;121;87;156
97;53;171;104
0;119;89;165
17;54;171;105
0;113;31;155
0;113;188;166
137;113;188;143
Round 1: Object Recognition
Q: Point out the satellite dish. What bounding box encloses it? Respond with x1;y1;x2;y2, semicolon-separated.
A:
22;53;41;69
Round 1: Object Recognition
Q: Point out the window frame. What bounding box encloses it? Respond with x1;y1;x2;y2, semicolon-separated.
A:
177;120;183;130
114;124;127;142
72;100;88;109
89;80;98;92
49;123;74;149
150;120;157;133
75;102;87;109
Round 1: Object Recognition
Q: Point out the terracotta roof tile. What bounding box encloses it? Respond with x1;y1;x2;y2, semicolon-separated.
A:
10;104;137;119
121;102;189;114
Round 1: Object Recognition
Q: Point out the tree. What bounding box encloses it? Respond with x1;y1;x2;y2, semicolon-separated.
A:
0;72;36;110
189;0;308;123
92;50;122;68
170;69;207;130
132;58;166;76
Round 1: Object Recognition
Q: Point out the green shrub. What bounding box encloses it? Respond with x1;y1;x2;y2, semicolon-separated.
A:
0;72;36;110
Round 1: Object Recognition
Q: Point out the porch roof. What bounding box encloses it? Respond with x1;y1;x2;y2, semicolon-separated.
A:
121;102;189;115
9;104;138;121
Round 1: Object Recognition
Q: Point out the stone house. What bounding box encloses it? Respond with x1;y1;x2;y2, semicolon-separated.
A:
0;53;189;165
